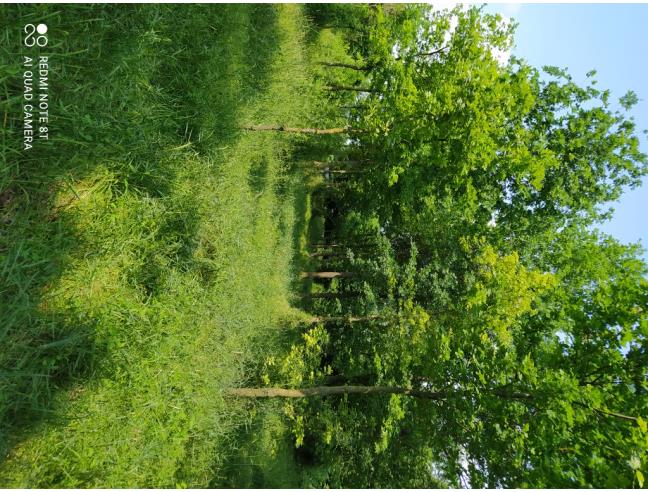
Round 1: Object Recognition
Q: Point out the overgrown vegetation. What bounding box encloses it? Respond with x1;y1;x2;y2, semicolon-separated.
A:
1;3;647;488
0;4;340;487
233;4;648;488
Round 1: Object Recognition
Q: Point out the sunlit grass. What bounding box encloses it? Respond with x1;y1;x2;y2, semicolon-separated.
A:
0;4;350;486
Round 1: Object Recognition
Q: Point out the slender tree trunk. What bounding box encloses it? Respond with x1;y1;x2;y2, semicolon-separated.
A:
311;243;346;249
303;291;361;299
230;383;633;427
320;24;362;32
327;169;364;174
242;125;351;135
309;314;382;324
227;385;445;399
325;84;376;93
308;250;348;258
300;271;353;280
311;160;364;168
318;61;370;71
228;385;535;401
310;242;375;250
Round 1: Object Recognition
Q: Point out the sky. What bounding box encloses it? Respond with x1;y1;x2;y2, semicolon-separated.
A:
483;3;648;262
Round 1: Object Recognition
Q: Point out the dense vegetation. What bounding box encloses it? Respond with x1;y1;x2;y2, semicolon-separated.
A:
0;4;330;487
1;3;647;488
235;4;648;488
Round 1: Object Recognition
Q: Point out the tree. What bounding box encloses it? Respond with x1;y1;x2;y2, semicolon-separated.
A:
231;4;648;487
234;236;647;487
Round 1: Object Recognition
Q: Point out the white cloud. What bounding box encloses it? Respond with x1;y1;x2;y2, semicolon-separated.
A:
499;3;523;18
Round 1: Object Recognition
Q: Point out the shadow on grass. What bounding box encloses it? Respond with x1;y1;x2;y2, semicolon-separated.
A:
0;206;103;457
0;4;285;463
211;401;303;488
159;4;283;154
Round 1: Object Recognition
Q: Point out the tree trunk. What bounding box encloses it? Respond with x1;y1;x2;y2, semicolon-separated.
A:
303;291;361;299
309;314;382;324
230;383;635;427
241;125;350;135
318;61;370;71
320;24;362;32
325;84;376;93
227;385;445;399
228;385;534;401
310;243;346;249
310;242;375;250
311;160;364;168
308;250;348;258
300;271;353;279
326;169;363;174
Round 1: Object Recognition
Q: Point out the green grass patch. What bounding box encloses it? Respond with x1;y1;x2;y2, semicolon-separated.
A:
215;400;302;488
0;4;340;487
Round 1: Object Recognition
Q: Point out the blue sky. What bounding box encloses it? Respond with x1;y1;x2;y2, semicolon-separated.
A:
484;3;648;262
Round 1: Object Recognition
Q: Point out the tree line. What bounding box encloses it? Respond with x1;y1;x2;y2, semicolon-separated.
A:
232;4;648;488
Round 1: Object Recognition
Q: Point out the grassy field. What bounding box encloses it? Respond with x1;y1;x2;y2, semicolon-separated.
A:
0;4;348;487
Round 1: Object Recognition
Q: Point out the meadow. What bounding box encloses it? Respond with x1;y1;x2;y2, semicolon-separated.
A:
0;4;346;486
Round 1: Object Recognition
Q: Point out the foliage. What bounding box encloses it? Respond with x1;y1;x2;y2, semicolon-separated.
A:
0;4;327;486
255;3;648;488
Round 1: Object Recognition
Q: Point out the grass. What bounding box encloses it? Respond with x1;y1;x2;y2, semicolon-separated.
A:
0;4;351;487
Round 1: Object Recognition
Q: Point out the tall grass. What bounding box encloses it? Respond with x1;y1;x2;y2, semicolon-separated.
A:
0;4;350;486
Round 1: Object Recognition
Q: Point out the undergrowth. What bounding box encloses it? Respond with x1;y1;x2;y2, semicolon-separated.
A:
0;4;351;487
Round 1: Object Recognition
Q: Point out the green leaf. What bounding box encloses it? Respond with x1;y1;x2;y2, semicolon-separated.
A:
636;470;644;488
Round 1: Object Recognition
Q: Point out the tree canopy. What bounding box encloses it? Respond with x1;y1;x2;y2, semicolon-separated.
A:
237;4;648;488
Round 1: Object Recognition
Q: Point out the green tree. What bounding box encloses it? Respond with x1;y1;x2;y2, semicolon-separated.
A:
233;5;648;487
